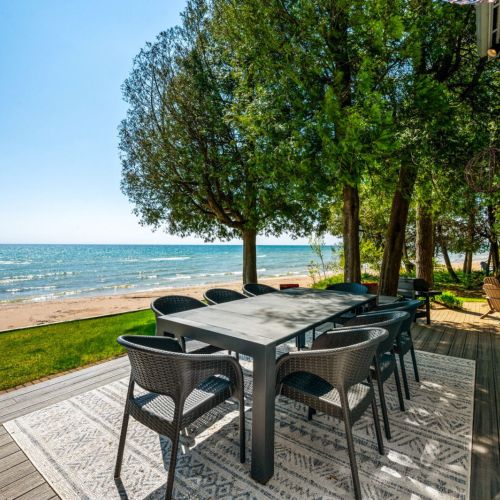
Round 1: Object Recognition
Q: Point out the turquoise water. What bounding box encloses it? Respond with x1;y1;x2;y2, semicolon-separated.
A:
0;244;335;303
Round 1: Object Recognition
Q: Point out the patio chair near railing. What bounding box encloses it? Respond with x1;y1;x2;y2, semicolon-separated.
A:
115;335;245;500
204;288;246;305
481;283;500;319
342;311;408;440
397;278;441;324
276;327;388;500
370;299;421;400
151;295;224;354
242;283;278;297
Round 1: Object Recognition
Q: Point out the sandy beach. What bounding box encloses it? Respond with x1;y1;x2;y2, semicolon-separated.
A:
0;275;313;331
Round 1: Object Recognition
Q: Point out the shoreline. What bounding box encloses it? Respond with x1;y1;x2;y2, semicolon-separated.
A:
0;275;313;332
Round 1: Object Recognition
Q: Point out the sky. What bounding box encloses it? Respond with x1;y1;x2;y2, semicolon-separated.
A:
0;0;337;246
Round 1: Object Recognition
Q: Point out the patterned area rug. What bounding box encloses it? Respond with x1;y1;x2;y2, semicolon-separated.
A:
5;351;474;499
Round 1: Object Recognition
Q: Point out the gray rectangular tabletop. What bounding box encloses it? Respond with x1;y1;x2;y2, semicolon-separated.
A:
157;288;376;483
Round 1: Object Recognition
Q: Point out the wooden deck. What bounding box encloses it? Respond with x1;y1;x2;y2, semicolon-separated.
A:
0;303;499;499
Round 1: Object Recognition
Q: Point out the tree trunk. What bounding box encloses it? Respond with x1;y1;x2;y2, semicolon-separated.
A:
491;241;499;277
342;184;361;283
436;224;459;283
415;203;434;287
402;239;415;274
242;228;257;284
487;205;499;277
379;163;417;296
466;251;473;274
463;210;475;277
442;242;459;282
462;251;473;275
462;252;469;274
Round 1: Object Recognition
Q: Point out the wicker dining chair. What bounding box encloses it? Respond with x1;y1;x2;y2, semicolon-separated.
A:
325;283;370;325
342;311;409;440
276;327;388;500
115;335;245;500
151;295;224;354
204;288;247;305
242;283;278;297
326;282;368;295
370;299;421;400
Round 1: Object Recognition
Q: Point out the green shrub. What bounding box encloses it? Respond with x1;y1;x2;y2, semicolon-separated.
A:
312;273;379;289
436;290;464;310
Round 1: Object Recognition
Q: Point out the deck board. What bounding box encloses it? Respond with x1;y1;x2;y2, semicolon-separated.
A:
0;356;129;406
0;450;27;474
0;302;498;499
470;330;500;500
0;470;45;499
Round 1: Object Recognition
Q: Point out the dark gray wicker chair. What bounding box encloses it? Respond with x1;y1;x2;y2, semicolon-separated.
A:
370;299;421;399
276;327;388;500
115;335;245;500
204;288;247;305
151;295;223;354
342;311;409;440
242;283;278;297
321;283;369;326
326;282;368;295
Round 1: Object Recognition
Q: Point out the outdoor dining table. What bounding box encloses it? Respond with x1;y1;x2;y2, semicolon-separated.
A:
157;287;377;484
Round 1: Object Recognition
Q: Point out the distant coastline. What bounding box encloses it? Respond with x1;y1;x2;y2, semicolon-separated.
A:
0;243;488;306
0;274;313;331
0;244;331;304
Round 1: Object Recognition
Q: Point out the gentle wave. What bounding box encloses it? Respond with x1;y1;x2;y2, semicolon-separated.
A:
0;260;31;265
0;244;325;303
149;257;190;261
0;271;75;284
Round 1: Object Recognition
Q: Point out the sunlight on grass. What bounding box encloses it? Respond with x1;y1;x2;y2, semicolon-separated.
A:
0;309;155;391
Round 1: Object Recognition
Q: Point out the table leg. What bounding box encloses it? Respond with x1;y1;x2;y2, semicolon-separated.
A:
251;346;276;483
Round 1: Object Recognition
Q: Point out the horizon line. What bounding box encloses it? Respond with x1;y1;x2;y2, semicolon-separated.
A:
0;242;341;246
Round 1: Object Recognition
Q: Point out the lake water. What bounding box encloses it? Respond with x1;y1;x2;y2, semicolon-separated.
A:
0;244;336;303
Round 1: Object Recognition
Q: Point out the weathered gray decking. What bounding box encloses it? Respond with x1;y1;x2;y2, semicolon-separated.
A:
0;303;499;499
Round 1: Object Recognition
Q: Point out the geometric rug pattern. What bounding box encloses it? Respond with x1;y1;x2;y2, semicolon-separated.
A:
4;350;475;499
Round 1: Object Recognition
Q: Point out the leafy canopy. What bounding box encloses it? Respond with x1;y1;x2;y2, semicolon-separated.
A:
120;0;320;241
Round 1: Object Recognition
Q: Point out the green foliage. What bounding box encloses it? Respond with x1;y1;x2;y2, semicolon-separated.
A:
120;0;499;285
215;0;402;218
436;291;464;310
434;268;486;290
360;239;384;273
0;310;155;391
312;273;379;290
120;0;321;244
307;235;341;284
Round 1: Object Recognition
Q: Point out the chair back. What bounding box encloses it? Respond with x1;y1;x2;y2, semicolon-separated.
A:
204;288;246;305
484;276;500;287
242;283;278;297
326;282;368;295
151;295;206;318
118;335;187;400
374;299;420;334
484;284;500;311
343;310;409;353
279;327;388;390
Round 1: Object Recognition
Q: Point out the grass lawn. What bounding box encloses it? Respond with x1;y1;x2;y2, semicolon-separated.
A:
0;309;155;391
